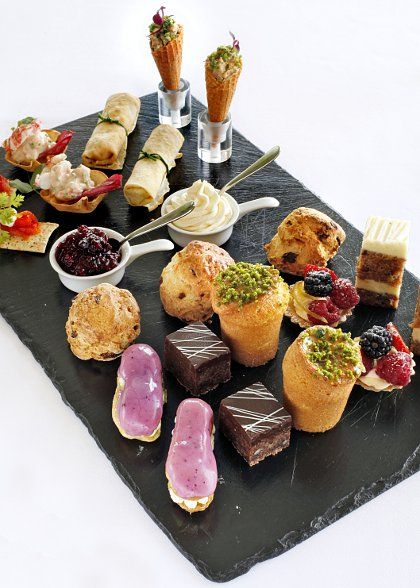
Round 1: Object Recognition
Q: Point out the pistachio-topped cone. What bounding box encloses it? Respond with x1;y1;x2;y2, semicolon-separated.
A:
211;262;289;367
149;8;183;91
282;326;364;433
205;37;243;122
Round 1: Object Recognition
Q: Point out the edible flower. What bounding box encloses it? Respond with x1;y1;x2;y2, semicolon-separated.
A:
153;5;166;26
230;31;240;52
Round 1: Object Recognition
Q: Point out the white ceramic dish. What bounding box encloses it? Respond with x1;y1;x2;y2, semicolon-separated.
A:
49;227;174;293
161;191;279;247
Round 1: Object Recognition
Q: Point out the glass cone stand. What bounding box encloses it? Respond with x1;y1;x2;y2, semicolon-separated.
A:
158;78;191;128
197;109;232;163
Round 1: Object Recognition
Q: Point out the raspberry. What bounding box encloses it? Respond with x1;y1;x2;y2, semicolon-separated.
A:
386;322;410;353
308;298;342;325
304;264;338;281
330;278;360;310
376;351;412;387
359;325;392;359
304;270;333;296
361;350;374;374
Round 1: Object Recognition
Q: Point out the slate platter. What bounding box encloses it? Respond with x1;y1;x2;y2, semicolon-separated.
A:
1;94;419;582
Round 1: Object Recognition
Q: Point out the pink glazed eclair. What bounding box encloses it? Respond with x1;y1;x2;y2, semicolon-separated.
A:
166;398;218;513
112;344;165;442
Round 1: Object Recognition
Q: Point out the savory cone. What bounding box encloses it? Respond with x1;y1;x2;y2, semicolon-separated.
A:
211;262;289;367
205;40;243;122
149;9;183;91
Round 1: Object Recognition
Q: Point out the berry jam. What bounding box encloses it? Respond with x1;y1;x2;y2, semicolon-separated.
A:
56;225;120;276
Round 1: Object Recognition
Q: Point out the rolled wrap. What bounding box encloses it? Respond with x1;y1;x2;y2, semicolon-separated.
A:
82;93;140;170
124;124;184;211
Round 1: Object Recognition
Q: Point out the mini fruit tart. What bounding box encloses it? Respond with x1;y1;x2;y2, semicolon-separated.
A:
286;265;360;328
357;322;415;392
35;154;122;213
3;116;74;172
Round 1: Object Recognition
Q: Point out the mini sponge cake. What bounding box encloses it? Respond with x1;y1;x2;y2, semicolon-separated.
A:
66;283;140;361
265;207;346;276
160;240;234;323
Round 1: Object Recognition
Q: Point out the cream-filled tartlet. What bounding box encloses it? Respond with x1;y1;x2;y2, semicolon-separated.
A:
283;326;364;433
35;153;122;213
357;323;415;392
3;116;74;171
286;265;360;328
211;262;290;367
166;180;233;233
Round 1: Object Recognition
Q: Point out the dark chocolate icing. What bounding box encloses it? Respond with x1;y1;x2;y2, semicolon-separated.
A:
166;322;230;367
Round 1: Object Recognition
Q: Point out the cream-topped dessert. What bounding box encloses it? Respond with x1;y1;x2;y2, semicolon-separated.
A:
286;265;359;328
357;323;415;392
35;154;94;201
167;180;233;232
356;216;410;309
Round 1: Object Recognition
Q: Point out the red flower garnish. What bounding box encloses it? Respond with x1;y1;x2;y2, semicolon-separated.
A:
38;130;74;163
0;175;12;195
80;174;122;200
304;264;338;281
386;322;410;354
5;210;39;239
153;5;165;25
230;31;240;52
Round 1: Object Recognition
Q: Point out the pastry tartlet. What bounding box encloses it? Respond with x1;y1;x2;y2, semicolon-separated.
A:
66;283;140;361
357;323;415;392
265;207;346;276
39;169;110;213
211;262;290;367
282;326;364;432
286;265;359;328
160;240;234;322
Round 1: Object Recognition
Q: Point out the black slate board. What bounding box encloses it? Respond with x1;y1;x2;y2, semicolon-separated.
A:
1;94;419;582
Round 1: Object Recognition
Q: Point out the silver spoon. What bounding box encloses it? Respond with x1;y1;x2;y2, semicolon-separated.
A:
112;200;195;252
219;146;280;195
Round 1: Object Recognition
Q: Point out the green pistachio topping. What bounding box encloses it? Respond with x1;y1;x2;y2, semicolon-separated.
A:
301;326;363;383
208;45;242;71
149;16;178;44
215;262;280;306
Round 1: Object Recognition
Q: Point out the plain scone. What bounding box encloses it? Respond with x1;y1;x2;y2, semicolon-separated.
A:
265;207;346;275
160;240;234;322
66;283;140;361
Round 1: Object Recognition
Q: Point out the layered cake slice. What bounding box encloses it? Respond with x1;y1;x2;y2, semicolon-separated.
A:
410;287;420;355
355;216;410;308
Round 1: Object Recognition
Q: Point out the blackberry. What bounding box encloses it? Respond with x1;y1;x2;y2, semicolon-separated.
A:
359;326;392;359
304;270;333;297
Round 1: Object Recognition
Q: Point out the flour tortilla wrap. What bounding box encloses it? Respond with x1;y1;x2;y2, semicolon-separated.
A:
124;124;184;210
82;93;140;170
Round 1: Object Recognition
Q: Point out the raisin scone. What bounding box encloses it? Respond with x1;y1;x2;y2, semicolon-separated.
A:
160;240;234;322
66;283;140;361
265;207;346;276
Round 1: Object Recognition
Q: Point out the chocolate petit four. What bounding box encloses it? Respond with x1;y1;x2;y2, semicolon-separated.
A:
355;216;410;309
164;322;231;395
219;382;292;466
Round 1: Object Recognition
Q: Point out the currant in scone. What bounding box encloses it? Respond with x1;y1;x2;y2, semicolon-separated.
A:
357;322;415;392
286;265;360;329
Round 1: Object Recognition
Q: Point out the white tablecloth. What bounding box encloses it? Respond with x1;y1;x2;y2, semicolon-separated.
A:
1;1;419;586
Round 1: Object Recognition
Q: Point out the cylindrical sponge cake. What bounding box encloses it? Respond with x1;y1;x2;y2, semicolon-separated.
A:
282;326;363;432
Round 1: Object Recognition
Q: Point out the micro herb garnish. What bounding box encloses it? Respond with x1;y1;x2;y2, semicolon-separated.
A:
17;116;35;127
208;41;242;72
215;262;280;306
149;6;176;42
0;181;25;244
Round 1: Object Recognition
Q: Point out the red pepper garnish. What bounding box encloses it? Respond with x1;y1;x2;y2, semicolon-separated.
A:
80;174;122;199
2;210;39;239
38;130;74;163
0;175;12;194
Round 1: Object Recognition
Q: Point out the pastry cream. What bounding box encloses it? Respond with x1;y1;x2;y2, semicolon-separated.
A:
355;278;400;297
362;216;410;258
168;180;233;232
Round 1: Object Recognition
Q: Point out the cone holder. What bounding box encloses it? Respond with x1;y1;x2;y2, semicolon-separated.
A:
158;78;191;128
197;109;232;164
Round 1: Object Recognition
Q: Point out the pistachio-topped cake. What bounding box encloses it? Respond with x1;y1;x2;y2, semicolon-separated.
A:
282;326;363;432
211;262;290;367
356;216;410;309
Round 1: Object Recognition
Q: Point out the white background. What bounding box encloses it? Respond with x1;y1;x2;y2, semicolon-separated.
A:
1;1;419;586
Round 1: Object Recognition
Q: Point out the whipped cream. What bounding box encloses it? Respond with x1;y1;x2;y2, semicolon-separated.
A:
167;180;233;233
168;484;210;510
6;119;54;163
35;153;94;201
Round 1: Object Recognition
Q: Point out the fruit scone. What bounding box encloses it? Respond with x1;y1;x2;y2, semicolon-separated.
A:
357;323;415;392
286;265;359;328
